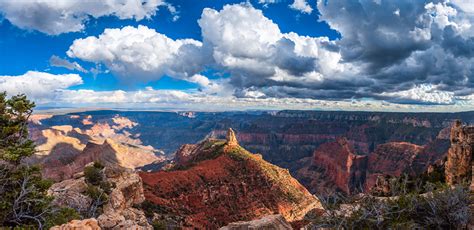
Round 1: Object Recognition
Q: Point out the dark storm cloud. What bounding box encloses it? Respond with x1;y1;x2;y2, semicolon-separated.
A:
272;38;318;76
209;0;474;105
318;0;436;71
442;26;474;58
226;0;474;105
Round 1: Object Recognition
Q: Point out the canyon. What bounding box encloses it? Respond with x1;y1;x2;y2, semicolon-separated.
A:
29;110;472;195
28;110;474;229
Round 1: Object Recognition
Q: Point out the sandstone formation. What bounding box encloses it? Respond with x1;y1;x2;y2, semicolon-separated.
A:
444;121;474;228
28;114;53;125
445;120;474;185
140;138;322;228
31;110;463;167
28;114;164;181
220;214;293;230
365;142;424;189
39;139;161;181
50;218;100;230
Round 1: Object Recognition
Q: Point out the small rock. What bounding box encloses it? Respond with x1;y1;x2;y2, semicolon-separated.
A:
50;218;100;230
220;215;293;230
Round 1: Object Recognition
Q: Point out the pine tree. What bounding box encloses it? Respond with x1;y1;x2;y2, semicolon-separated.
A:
0;92;78;228
0;92;36;162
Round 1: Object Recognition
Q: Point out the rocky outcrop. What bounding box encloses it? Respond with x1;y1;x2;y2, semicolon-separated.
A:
96;167;151;230
28;114;53;125
445;120;474;185
28;114;164;181
220;215;293;230
174;144;201;167
49;167;151;229
445;121;474;228
140;138;322;229
50;218;100;230
48;177;92;214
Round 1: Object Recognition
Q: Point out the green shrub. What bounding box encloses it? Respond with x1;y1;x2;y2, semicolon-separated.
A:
93;161;104;169
84;163;104;186
99;181;114;194
312;182;470;229
152;220;166;230
85;185;109;204
83;184;109;217
138;200;170;218
45;207;81;229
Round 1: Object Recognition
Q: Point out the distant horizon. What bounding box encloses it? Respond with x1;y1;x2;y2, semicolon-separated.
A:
32;106;474;115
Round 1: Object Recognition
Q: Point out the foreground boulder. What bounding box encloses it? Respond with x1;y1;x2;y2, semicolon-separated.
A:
50;218;100;230
48;177;92;215
140;129;322;228
220;214;292;230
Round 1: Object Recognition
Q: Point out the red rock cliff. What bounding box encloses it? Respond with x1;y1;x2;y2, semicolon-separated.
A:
445;120;474;185
305;138;367;194
139;138;322;229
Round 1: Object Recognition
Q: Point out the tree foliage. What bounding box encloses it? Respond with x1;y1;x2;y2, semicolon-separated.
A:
83;162;113;218
0;92;35;163
0;92;77;228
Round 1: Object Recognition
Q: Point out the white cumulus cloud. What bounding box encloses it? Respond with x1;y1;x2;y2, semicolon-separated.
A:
290;0;313;14
0;0;173;35
0;71;83;103
380;84;455;105
67;25;207;82
197;3;345;98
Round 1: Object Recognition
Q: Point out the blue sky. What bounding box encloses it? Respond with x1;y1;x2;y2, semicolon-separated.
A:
1;0;474;111
0;0;336;90
0;0;338;90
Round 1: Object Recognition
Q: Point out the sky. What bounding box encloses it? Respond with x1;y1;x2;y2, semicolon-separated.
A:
1;0;474;112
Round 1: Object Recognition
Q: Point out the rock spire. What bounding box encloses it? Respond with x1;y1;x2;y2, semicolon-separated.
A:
226;128;238;146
